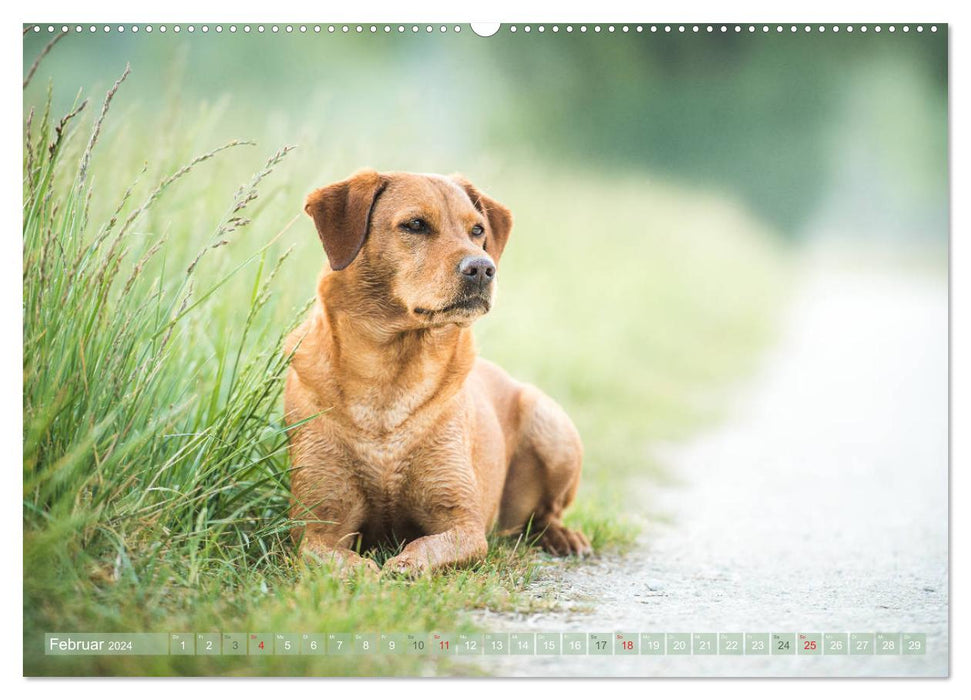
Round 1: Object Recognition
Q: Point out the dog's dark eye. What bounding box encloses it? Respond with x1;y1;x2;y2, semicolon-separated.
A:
471;224;485;237
401;218;428;233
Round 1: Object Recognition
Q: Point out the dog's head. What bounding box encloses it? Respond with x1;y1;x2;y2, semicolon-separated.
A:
305;170;512;329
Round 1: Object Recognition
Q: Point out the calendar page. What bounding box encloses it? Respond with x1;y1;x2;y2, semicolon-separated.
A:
21;18;948;679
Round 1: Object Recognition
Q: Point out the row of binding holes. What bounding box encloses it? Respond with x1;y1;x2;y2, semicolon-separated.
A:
29;25;464;34
29;24;941;34
507;25;938;33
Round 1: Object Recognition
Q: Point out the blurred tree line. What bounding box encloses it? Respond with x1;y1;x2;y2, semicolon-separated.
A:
478;28;948;237
24;25;948;239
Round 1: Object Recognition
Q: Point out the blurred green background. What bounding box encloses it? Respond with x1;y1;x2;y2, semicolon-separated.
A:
24;24;948;241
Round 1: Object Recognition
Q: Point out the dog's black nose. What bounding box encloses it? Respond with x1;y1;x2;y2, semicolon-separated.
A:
459;256;496;285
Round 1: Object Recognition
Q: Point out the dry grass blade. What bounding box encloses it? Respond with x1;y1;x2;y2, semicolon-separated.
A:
23;29;67;89
78;64;131;188
48;99;89;159
25;107;35;191
119;139;255;238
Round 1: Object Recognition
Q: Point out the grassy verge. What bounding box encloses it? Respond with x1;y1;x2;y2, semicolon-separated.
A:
23;67;787;676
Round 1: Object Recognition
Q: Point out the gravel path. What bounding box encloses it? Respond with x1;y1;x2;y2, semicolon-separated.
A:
473;260;948;677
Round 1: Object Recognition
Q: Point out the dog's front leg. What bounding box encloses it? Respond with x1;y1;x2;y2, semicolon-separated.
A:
300;530;380;574
382;522;488;576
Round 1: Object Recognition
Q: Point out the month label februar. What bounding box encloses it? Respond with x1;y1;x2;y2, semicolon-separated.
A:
45;633;169;656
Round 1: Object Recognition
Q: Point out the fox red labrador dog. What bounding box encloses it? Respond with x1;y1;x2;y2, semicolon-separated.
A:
284;169;590;575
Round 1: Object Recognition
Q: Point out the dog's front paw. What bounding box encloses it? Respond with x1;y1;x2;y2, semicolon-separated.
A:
300;545;380;577
539;523;592;558
382;551;430;578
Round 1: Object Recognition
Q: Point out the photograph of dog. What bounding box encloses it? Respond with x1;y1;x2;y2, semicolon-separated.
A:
286;170;591;575
21;21;947;678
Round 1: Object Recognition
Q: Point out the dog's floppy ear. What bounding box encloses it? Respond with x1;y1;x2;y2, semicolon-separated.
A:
451;175;513;262
304;169;387;271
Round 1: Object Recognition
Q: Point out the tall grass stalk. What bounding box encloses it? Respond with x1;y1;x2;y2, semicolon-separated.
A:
23;65;300;611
